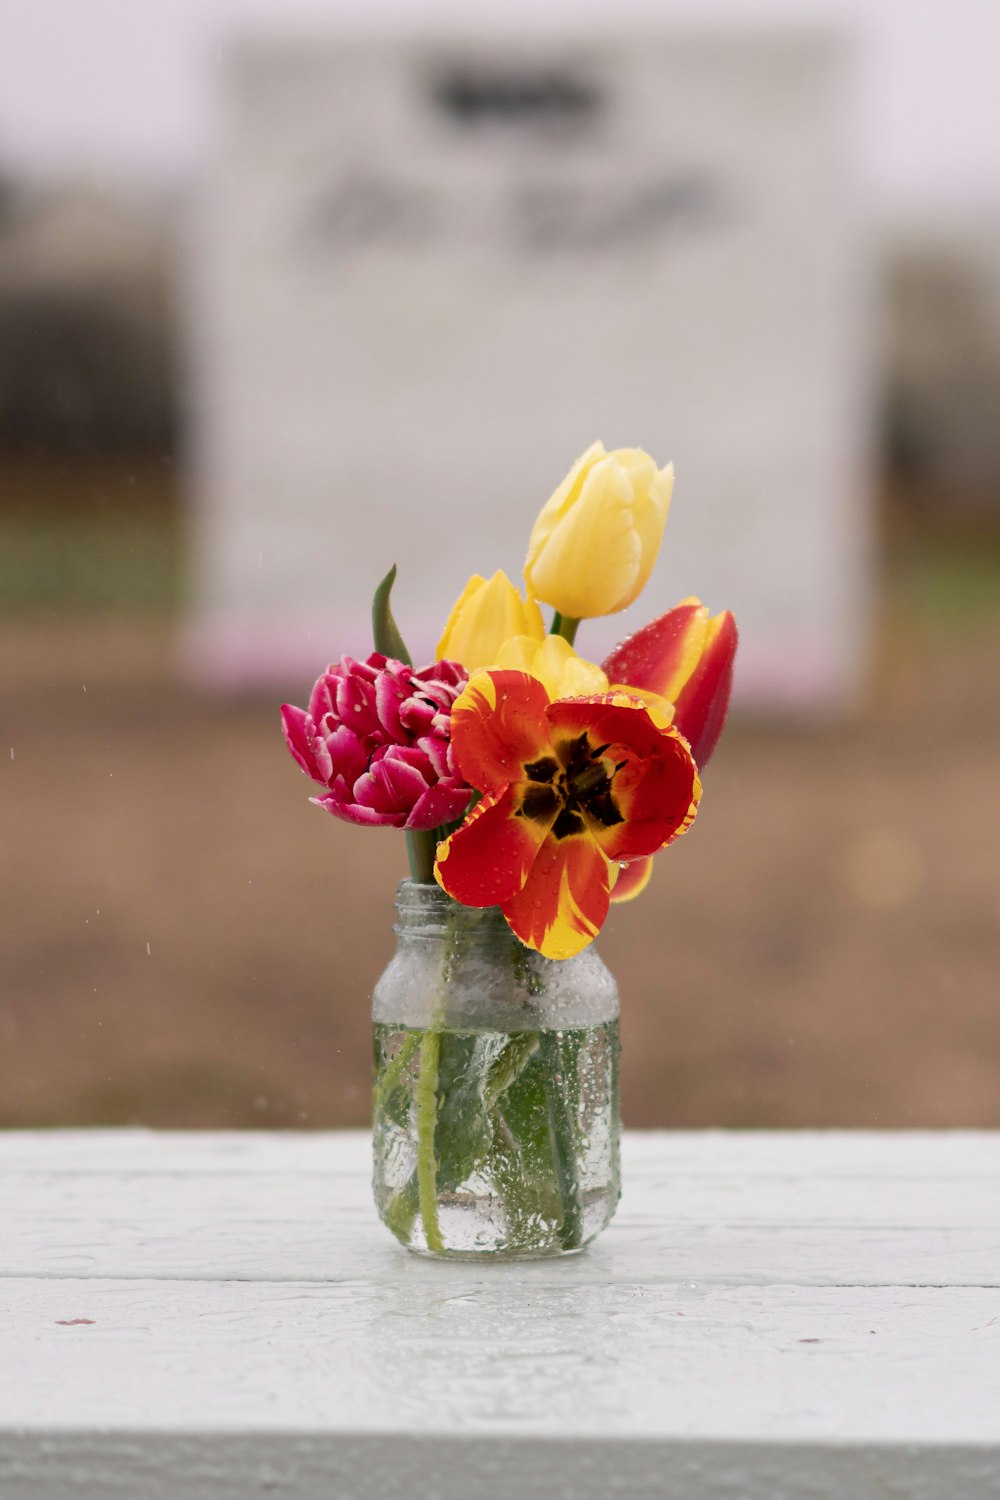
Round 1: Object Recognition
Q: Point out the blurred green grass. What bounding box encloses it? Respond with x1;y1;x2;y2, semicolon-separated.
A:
905;531;1000;632
0;510;183;611
0;457;183;613
3;459;999;644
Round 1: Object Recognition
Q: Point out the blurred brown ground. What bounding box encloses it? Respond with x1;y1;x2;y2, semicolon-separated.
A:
2;458;999;1128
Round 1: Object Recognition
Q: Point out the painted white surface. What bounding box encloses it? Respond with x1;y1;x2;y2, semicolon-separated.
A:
1;1130;999;1498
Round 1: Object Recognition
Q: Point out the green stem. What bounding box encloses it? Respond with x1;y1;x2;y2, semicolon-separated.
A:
373;1031;421;1113
382;1029;540;1238
549;611;580;646
411;894;464;1252
484;1032;540;1109
383;1174;419;1242
541;1031;583;1250
415;1028;444;1252
405;829;438;885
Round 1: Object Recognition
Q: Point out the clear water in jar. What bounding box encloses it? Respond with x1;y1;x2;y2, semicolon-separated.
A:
373;1019;621;1258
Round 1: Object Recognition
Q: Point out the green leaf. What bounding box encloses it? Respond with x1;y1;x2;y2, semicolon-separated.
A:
434;1032;495;1188
371;564;412;664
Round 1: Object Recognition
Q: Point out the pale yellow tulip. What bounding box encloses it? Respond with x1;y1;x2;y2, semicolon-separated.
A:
525;442;674;618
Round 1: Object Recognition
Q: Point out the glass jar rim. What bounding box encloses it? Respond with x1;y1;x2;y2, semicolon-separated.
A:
393;879;508;938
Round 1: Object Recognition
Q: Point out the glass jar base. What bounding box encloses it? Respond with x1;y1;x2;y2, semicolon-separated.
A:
402;1242;589;1262
378;1183;619;1260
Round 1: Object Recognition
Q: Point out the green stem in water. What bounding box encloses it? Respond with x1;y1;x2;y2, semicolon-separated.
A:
382;1028;542;1240
484;1032;541;1110
410;895;461;1253
549;611;580;647
373;1031;421;1113
541;1031;583;1250
415;1027;444;1252
383;1174;419;1242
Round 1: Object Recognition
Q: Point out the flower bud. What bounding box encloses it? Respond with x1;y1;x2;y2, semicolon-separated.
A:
436;571;544;672
602;599;737;767
524;442;674;619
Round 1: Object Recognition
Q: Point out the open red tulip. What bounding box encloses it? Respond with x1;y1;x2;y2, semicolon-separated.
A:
435;670;701;958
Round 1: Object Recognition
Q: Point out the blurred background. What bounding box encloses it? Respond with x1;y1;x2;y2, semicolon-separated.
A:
2;0;999;1130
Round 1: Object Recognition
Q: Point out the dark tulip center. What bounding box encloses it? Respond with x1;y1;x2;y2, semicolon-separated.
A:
517;735;624;839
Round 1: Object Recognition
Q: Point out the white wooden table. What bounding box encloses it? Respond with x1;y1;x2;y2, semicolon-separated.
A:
2;1131;998;1499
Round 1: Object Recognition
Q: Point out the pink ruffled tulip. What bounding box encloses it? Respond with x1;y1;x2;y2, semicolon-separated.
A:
281;654;473;830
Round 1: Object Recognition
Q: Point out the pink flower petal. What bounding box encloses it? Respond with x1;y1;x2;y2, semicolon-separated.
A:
310;792;406;827
406;783;474;830
308;673;338;725
336;671;380;736
415;658;466;689
375;671;405;741
416;733;450;779
281;705;321;781
399;694;437;736
353;747;429;815
319;723;367;787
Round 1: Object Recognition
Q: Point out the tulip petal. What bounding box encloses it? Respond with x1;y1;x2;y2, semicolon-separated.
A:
608;855;654;904
281;704;320;779
600;732;701;859
317;723;366;786
501;833;611;960
435;785;553;907
335;667;381;739
672;610;738;767
405;782;473;831
436;570;545;672
310;792;407;828
353;745;429;816
415;732;450;779
493;634;609;701
308;674;338;726
601;598;709;703
450;669;554;792
374;670;405;740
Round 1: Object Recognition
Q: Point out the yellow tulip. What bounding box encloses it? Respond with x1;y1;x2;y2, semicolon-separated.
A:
492;634;610;700
436;571;544;672
525;442;674;619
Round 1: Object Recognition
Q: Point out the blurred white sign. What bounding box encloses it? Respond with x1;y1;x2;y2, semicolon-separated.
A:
186;29;872;710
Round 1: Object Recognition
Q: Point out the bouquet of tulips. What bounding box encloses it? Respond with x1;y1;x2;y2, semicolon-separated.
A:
282;441;737;959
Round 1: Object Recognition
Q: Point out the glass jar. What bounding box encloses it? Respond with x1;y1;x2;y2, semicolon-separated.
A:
372;881;621;1259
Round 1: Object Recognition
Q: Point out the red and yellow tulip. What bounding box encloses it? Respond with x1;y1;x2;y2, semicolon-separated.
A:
602;597;737;767
435;670;701;959
601;597;738;903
